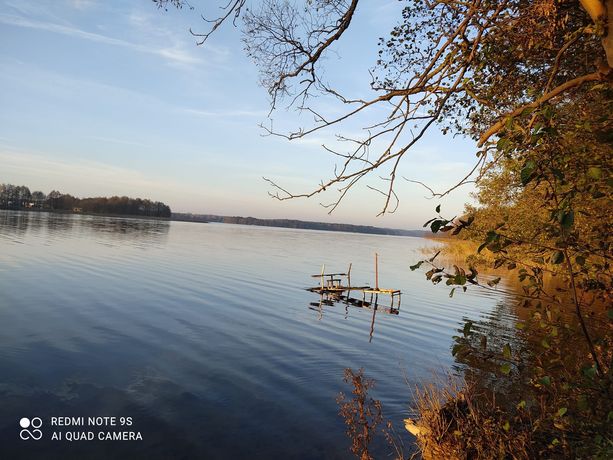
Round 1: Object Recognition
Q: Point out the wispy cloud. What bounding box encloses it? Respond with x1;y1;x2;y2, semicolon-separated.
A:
5;0;72;25
88;136;153;148
0;13;202;66
156;46;201;66
0;149;178;194
69;0;96;10
180;108;268;118
127;8;230;61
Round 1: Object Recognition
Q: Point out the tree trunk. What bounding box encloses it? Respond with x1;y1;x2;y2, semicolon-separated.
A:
605;0;613;67
580;0;613;68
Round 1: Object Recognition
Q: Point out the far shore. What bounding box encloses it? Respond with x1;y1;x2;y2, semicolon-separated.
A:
2;208;432;238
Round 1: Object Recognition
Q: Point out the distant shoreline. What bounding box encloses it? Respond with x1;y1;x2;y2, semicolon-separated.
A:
171;212;427;238
2;208;428;237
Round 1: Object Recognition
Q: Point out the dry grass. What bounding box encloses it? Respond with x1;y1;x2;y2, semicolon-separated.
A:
407;378;533;460
419;238;497;267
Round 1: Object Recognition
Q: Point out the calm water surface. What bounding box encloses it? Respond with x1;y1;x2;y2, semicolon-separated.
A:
0;211;517;459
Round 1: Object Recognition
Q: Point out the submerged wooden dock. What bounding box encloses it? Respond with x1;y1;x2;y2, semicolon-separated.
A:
307;254;401;310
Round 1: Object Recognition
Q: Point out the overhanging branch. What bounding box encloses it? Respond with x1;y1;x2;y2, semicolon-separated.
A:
478;71;605;147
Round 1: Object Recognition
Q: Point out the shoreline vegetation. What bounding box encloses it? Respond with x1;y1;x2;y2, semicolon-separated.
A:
0;183;171;218
341;235;611;459
172;212;428;237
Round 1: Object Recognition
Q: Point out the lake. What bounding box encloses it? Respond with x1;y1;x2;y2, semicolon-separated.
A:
0;210;518;459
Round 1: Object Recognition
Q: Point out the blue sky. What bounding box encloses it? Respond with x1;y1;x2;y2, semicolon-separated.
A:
0;0;479;228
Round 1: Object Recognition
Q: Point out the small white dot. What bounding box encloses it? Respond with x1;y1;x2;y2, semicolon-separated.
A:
19;417;30;428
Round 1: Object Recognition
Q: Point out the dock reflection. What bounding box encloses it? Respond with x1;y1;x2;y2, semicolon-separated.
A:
307;291;400;342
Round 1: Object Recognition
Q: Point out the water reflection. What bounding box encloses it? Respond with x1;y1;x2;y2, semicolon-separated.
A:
0;211;169;246
307;291;400;342
449;284;610;406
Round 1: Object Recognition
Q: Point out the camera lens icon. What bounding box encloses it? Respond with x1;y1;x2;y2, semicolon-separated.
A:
19;417;43;440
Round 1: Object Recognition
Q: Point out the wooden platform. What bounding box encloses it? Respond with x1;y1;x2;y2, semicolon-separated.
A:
308;256;401;310
308;292;400;315
307;285;370;294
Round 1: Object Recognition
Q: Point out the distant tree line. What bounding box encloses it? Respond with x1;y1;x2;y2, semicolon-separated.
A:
0;183;171;218
172;212;426;237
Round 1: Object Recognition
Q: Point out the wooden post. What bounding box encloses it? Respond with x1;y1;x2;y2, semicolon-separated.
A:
347;263;352;288
320;264;325;290
375;253;379;290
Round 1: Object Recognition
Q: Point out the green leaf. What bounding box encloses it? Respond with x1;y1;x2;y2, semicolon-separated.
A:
532;122;543;134
607;310;613;320
500;363;511;375
542;105;554;119
520;160;536;186
449;288;456;298
551;251;565;264
576;255;586;266
410;261;424;271
541;338;550;349
503;344;512;359
431;220;445;233
560;210;574;229
587;167;602;180
487;277;501;287
557;407;567;417
485;230;498;243
515;322;525;330
435;204;441;213
539;376;551;386
582;366;596;379
452;344;463;357
595;434;603;444
502;420;510;432
463;321;473;337
517;400;526;410
423;218;436;228
496;137;511;151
